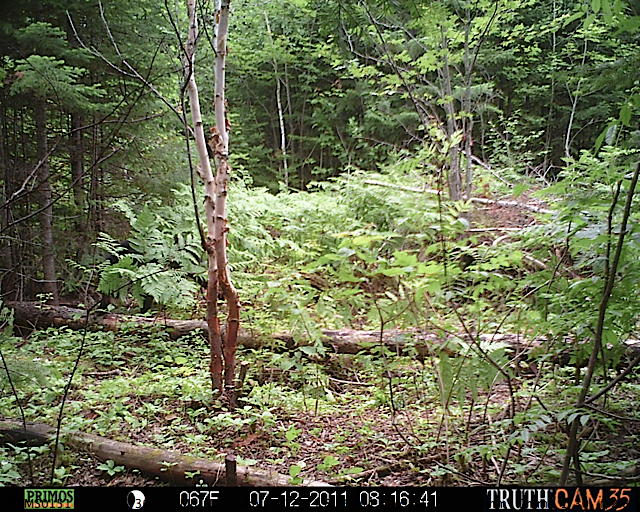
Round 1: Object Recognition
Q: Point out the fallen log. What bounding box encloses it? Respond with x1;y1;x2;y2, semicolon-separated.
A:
6;301;463;357
7;301;210;341
8;302;639;362
0;419;328;487
6;302;543;359
363;179;553;214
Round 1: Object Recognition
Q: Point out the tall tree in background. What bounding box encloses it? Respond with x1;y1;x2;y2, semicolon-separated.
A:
331;0;505;200
263;10;289;187
9;23;105;304
0;2;184;303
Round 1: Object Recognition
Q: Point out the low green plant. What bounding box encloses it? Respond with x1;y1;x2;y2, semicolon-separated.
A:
0;448;21;486
52;465;75;485
316;455;340;472
284;425;301;454
288;464;303;485
96;459;126;477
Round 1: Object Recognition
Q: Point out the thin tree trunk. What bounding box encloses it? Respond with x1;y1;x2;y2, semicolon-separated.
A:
463;15;473;200
559;161;640;485
284;62;294;170
565;80;581;160
184;0;240;400
542;0;557;173
441;30;461;201
89;112;101;234
276;76;288;187
264;11;288;188
564;37;588;159
184;0;223;393
4;106;24;301
34;97;58;304
213;0;240;400
70;113;86;237
0;90;11;297
67;16;86;240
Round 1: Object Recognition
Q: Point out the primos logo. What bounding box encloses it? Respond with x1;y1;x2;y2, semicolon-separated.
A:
24;489;75;509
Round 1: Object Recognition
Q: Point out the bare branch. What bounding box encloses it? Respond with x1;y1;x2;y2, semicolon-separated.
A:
66;8;183;121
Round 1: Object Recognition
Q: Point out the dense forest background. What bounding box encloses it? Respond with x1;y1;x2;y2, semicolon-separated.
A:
1;0;640;489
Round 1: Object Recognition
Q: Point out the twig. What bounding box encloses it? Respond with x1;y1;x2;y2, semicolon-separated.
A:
469;227;522;232
585;353;640;404
67;7;183;121
328;376;369;386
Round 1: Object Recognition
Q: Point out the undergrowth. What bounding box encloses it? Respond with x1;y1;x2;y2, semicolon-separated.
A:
2;153;640;486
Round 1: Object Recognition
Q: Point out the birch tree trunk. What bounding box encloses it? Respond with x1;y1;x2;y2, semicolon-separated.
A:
184;0;239;400
213;0;240;400
184;0;220;393
264;11;288;188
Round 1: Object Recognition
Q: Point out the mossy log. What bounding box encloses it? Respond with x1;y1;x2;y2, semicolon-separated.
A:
0;419;328;486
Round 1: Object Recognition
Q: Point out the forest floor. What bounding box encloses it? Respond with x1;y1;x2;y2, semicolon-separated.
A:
5;200;640;487
12;362;640;488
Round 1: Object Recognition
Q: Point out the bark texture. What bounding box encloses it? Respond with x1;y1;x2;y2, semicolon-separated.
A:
183;0;240;397
35;98;58;304
211;0;240;398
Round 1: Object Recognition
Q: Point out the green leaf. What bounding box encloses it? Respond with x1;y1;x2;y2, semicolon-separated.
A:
509;251;523;263
513;183;529;198
416;263;441;275
279;359;296;371
583;13;597;29
317;455;340;470
336;247;356;258
352;235;375;246
299;346;317;356
289;465;302;477
620;103;631;126
379;267;407;277
337;268;362;283
592;0;601;14
563;11;585;27
286;426;301;442
391;251;417;267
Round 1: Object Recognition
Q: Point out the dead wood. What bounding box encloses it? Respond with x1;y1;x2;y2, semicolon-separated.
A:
8;302;639;363
6;302;538;357
363;179;553;214
0;419;329;487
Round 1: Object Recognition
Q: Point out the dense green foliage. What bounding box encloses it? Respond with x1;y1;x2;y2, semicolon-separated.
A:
1;0;640;488
1;0;639;300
